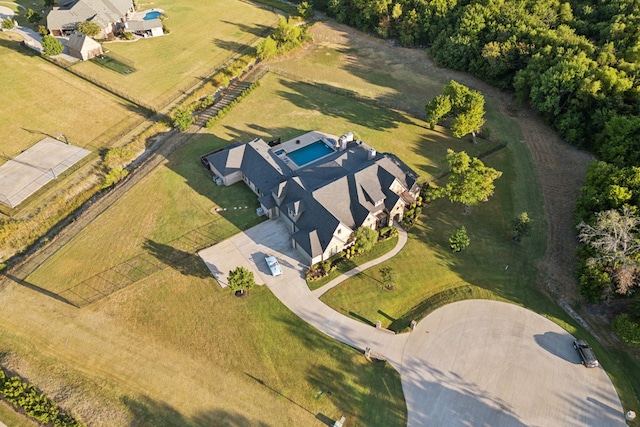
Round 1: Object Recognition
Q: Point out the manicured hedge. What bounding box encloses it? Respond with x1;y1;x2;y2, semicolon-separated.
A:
206;81;261;128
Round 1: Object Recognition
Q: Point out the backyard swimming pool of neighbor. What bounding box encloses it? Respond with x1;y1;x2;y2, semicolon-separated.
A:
144;11;161;20
287;141;334;167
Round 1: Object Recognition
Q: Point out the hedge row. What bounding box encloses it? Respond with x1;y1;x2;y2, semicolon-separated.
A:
612;314;640;348
205;81;261;128
0;367;84;426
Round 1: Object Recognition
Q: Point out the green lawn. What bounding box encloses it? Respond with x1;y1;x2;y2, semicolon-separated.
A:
307;236;399;291
0;33;146;159
321;147;546;331
5;15;640;425
70;0;279;110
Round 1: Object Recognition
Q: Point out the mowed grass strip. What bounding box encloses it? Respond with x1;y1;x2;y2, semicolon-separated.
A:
268;21;456;116
0;35;146;158
71;0;279;110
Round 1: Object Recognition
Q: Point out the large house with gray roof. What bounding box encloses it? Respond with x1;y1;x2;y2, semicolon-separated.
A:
47;0;134;37
201;131;420;265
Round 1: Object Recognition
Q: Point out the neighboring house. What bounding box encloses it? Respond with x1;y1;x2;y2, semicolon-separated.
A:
123;18;163;37
47;0;134;37
67;31;102;60
201;131;420;265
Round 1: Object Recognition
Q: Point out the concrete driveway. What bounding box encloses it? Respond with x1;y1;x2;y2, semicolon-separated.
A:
199;219;308;287
402;300;626;426
199;220;626;426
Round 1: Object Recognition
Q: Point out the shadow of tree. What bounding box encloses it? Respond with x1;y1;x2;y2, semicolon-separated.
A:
220;21;273;38
271;314;407;427
213;39;254;56
275;79;413;131
143;239;211;279
123;395;274;427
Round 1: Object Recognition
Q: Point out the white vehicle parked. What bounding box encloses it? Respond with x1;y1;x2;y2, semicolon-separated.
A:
265;255;283;276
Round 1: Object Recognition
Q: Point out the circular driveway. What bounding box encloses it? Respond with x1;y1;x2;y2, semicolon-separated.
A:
401;300;626;426
200;220;626;426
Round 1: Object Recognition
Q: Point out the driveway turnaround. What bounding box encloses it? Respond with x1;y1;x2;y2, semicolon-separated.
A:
200;219;626;426
402;300;626;426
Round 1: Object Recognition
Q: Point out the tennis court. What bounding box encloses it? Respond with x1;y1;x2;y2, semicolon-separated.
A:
0;137;90;208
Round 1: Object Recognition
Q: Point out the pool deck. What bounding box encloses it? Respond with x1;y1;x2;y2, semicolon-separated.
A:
272;130;338;170
276;130;338;153
130;8;164;21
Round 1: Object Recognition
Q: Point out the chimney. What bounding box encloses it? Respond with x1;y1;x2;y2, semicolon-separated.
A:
368;148;377;160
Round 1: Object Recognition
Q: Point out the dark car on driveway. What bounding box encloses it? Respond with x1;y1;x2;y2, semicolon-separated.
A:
574;339;599;368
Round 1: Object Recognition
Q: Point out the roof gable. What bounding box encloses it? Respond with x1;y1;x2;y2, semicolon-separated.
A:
67;31;101;52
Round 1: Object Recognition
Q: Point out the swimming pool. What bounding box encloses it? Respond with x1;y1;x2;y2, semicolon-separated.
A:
144;11;161;20
287;141;334;167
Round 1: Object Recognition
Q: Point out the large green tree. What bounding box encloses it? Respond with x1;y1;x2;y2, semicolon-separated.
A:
425;81;486;143
353;226;379;253
228;266;256;295
438;149;502;208
41;35;63;56
77;21;101;37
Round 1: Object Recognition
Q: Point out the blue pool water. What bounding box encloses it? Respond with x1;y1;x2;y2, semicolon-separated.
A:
144;11;161;20
287;141;334;167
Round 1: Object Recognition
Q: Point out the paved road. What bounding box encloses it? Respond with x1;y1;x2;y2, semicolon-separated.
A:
200;219;627;426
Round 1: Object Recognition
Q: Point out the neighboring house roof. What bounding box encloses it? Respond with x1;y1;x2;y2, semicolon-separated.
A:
67;31;101;58
124;18;161;31
204;132;419;259
47;0;131;30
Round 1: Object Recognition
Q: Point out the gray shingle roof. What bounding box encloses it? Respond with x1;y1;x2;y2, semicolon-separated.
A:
125;18;161;31
47;0;132;30
204;134;419;259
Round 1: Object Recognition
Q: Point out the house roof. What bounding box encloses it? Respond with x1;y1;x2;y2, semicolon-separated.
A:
205;132;419;259
67;31;101;53
205;138;289;195
124;18;161;31
47;0;131;30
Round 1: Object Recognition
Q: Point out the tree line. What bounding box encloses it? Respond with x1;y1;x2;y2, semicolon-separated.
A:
311;0;640;306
